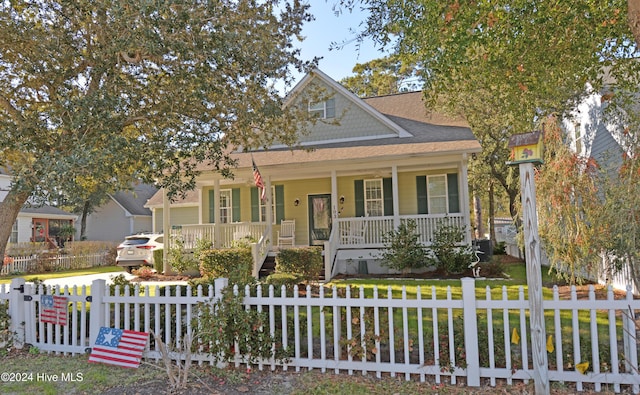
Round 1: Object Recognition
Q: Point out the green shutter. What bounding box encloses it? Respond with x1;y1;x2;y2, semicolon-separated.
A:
354;179;365;217
275;185;285;223
232;188;241;222
416;176;428;214
208;190;215;223
447;173;460;213
250;187;259;222
383;177;393;216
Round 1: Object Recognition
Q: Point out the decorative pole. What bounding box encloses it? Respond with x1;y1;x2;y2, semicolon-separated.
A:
507;131;549;394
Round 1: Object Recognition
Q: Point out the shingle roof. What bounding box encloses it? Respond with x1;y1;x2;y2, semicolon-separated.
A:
112;183;158;216
20;204;76;217
363;91;469;128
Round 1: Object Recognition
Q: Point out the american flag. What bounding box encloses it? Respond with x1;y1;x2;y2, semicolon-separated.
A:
252;158;266;201
89;327;149;369
40;295;68;326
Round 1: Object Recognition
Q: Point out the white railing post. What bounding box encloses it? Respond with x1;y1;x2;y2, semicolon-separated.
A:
251;244;259;278
461;277;480;386
89;279;107;350
214;278;228;302
9;278;26;349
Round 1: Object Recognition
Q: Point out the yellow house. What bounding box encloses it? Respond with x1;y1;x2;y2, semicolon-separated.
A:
145;69;481;279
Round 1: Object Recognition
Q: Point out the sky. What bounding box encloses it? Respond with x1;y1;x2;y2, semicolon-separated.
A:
287;2;391;88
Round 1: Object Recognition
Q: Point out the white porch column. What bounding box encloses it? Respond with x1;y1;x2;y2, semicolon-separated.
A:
331;169;338;219
162;188;171;274
265;176;273;239
391;165;400;228
213;179;221;248
460;154;472;243
197;186;203;225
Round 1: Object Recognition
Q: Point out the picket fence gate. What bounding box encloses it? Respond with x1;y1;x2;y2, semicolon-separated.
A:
2;276;640;393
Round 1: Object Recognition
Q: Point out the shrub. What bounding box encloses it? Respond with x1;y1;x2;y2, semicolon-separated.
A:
108;274;142;295
264;272;299;292
153;249;164;273
132;265;154;280
199;246;254;287
194;287;291;365
380;219;430;272
275;247;323;284
494;241;507;255
427;222;475;274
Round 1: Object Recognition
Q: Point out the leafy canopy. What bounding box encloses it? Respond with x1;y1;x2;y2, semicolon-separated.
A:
0;0;314;255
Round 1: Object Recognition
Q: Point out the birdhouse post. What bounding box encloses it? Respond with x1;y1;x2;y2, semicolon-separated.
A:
507;131;549;394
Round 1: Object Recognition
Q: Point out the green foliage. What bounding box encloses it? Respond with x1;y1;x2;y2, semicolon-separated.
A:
108;274;141;296
340;55;421;97
0;300;12;352
275;247;323;284
380;220;430;272
264;272;300;292
428;222;475;274
199;247;254;287
168;235;212;274
194;288;291;364
349;0;640;232
0;0;314;261
153;249;164;273
493;241;507;255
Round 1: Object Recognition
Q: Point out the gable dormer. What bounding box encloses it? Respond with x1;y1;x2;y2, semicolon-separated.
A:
280;69;412;147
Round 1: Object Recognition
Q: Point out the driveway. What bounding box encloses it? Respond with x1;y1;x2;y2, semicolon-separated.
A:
42;272;188;288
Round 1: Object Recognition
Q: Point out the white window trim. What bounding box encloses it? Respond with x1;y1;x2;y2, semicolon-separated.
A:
308;98;335;119
219;189;232;224
427;174;448;214
364;179;384;217
259;186;276;224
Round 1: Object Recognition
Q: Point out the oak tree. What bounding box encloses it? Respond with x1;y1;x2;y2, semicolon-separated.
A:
0;0;314;257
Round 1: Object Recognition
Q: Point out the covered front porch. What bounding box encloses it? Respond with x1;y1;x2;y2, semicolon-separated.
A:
168;213;468;280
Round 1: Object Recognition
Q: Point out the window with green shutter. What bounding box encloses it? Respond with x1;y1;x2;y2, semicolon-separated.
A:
416;173;460;214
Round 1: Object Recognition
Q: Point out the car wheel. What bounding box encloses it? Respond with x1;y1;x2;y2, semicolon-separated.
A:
125;266;133;274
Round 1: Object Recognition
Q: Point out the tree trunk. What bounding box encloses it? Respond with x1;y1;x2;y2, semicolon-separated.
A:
489;182;497;246
473;190;483;239
0;189;31;258
80;200;90;240
630;0;640;48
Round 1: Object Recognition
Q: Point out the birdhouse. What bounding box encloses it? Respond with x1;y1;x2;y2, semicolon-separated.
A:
507;130;544;164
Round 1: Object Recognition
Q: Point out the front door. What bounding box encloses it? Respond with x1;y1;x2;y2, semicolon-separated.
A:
308;194;331;245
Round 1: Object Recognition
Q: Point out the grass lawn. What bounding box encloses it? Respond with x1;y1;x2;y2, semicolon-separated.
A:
0;265;125;285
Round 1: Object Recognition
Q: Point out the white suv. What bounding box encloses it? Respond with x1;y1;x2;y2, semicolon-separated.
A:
116;233;164;272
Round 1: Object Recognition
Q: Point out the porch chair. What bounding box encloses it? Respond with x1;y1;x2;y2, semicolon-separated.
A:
277;220;295;248
341;219;366;245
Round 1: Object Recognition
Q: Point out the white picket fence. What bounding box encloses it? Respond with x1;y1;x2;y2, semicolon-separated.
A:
0;253;109;276
1;277;640;392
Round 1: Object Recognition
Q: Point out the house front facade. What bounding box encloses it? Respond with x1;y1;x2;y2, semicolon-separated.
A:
145;69;482;279
1;169;76;249
80;183;158;242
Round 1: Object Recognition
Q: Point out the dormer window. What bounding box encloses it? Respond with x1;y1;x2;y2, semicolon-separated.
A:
308;98;335;119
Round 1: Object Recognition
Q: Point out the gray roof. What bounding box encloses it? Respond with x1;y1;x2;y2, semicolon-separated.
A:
21;204;75;217
112;183;158;216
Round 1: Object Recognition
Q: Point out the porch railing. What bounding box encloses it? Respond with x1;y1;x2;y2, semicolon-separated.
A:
335;213;469;248
251;227;271;277
171;222;267;249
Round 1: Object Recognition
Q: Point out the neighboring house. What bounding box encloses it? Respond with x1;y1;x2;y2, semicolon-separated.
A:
562;87;629;166
562;82;638;293
0;169;76;248
145;69;482;279
81;183;158;242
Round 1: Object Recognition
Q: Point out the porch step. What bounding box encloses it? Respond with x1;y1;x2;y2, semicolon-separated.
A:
258;256;276;279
